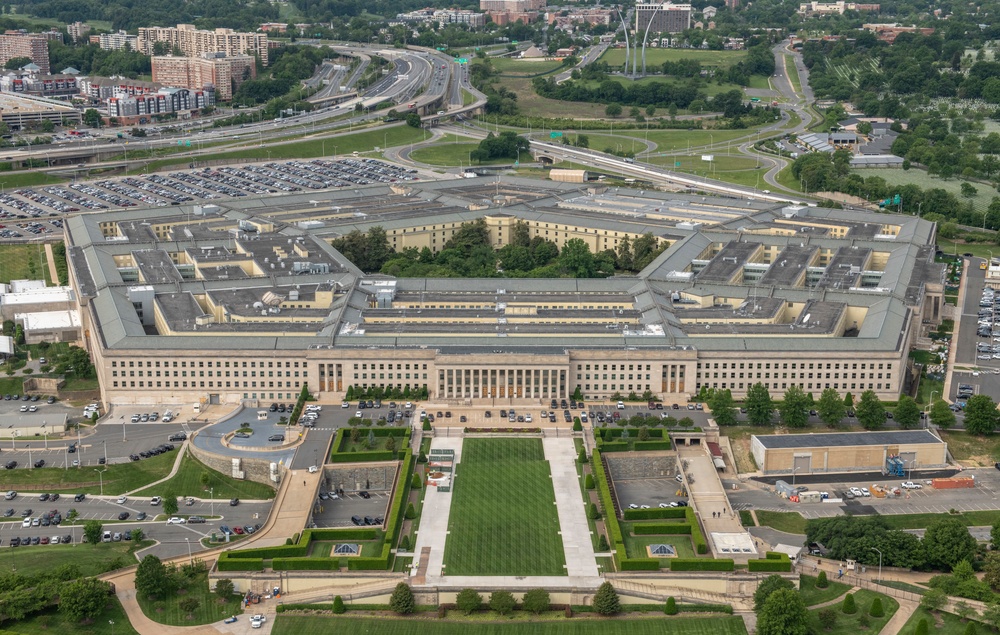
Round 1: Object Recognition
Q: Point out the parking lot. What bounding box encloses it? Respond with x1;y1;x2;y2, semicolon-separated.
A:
0;158;419;239
311;490;390;528
614;478;689;510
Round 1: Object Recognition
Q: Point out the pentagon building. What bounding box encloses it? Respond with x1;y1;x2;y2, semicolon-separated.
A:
64;175;944;406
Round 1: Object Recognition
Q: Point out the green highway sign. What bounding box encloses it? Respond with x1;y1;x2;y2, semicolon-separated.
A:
550;131;563;138
459;58;468;64
675;161;681;167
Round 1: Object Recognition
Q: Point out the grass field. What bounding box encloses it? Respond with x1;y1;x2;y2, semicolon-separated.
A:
807;589;897;635
899;606;981;634
578;74;765;98
489;57;566;76
491;76;615;119
131;452;275;500
3;593;137;635
443;438;566;576
755;508;1000;533
0;170;67;189
136;571;243;626
0;243;53;284
852;167;996;214
0;540;142;578
937;430;1000;465
599;48;747;70
799;574;851;607
0;450;175;494
784;55;802;95
272;615;748;635
754;510;808;534
409;134;509;166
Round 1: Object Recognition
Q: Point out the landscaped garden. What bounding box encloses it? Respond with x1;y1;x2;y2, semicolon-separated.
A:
443;438;566;576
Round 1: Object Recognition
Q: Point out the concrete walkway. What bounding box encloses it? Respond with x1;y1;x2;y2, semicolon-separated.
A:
880;598;919;635
542;436;600;578
44;242;60;284
412;437;463;578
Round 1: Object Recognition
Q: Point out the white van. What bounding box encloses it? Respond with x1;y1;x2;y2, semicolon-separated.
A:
617;401;625;410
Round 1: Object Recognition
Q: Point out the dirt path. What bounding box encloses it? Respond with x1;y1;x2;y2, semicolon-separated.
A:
44;242;60;284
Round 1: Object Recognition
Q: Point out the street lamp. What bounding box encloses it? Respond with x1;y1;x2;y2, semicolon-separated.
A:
109;620;115;635
95;467;107;497
210;487;214;518
870;546;882;582
792;465;800;487
186;537;192;563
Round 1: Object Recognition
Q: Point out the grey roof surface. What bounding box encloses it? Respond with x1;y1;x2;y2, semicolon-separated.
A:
753;430;943;449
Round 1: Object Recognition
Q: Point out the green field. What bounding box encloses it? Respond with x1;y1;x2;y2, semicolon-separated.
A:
136;571;243;626
755;507;1000;533
408;134;510;167
0;171;67;189
578;74;763;98
2;593;137;635
0;450;175;494
0;243;53;284
489;57;566;76
937;429;1000;465
754;510;808;534
0;540;143;578
599;48;747;70
784;55;802;95
798;574;851;607
807;589;897;635
443;438;566;576
899;606;983;634
851;167;995;214
131;452;275;500
273;615;748;635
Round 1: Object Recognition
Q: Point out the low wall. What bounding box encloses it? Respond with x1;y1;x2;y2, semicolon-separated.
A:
188;437;282;489
605;453;678;480
324;465;395;492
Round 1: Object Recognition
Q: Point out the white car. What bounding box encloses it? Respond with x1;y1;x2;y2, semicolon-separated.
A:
860;487;871;497
116;496;128;504
524;414;533;422
150;496;161;506
21;517;31;528
901;481;922;490
628;503;639;509
658;502;678;508
405;402;413;409
355;411;363;418
250;615;266;629
166;517;186;525
341;402;349;408
639;504;651;509
849;487;863;497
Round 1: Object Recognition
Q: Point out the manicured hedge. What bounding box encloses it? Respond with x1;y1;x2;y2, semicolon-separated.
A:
275;603;331;613
307;528;378;541
620;558;662;571
633;523;692;535
591;450;625;571
386;450;414;544
748;552;792;572
601;428;666;440
217;553;264;571
273;557;340;571
329;450;396;463
596;441;628;452
347;556;390;570
329;427;412;462
624;507;685;520
686;507;708;554
679;604;734;614
634;441;673;451
669;558;735;572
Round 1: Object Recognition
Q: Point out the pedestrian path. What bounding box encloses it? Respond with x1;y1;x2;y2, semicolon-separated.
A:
411;437;463;578
542;437;599;578
879;598;918;635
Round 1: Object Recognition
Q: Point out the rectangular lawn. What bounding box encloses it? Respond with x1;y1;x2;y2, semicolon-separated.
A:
443;438;566;576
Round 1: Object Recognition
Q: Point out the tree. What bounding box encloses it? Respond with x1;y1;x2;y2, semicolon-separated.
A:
964;394;999;435
215;579;234;601
984;552;1000;591
522;588;550;614
588;502;601;520
83;519;103;545
4;56;31;70
964;622;978;635
489;590;516;615
869;597;884;617
757;589;809;635
585;474;595;489
163;492;179;516
955;600;976;622
921;588;947;613
857;121;873;136
914;618;929;635
841;592;856;614
135;555;172;600
83;108;102;128
61;578;111;622
456;589;483;615
856;390;886;431
593;582;620;615
779;385;810;428
597;533;609;551
200;471;211;488
816;388;846;427
179;596;201;618
894;396;921;429
130;528;144;542
665;596;678;615
707;388;737;426
962;182;979;199
333;595;346;614
605;103;622;118
923;518;976;571
405;112;421;128
930;399;956;429
405;502;416;519
389;582;415;614
412;474;423;489
816;570;828;588
754;575;795;611
746;382;774;425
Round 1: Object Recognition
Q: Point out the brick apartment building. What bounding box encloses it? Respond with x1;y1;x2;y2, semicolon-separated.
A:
151;53;256;100
0;32;50;74
138;24;269;66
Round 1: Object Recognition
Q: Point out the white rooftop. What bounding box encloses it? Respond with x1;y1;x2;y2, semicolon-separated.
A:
710;531;758;556
0;336;12;355
16;309;81;331
2;286;75;306
8;279;47;293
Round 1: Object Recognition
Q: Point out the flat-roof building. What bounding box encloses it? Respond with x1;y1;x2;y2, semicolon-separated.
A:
138;24;269;66
63;173;944;407
751;430;947;475
635;3;692;34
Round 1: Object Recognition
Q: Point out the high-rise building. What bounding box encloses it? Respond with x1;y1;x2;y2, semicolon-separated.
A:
0;33;50;74
138;24;268;66
97;30;139;51
66;21;90;42
635;3;692;33
151;53;256;101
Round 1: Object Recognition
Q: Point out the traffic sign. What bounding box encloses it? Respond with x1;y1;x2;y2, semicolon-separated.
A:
458;58;468;64
550;132;563;138
514;160;519;167
675;161;681;167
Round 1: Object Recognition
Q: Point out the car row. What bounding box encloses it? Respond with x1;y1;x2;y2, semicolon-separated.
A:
219;523;260;535
350;514;384;526
8;534;73;546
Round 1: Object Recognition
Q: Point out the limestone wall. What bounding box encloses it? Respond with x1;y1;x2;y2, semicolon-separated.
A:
604;453;678;480
188;438;282;489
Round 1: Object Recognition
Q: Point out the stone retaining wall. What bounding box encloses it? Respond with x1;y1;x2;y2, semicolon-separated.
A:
604;453;678;481
323;464;396;492
188;438;282;489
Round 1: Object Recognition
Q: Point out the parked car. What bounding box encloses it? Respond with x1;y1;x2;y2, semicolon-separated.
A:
901;481;922;489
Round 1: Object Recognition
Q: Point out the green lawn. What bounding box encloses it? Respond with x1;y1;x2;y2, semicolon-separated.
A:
131;452;275;500
0;170;67;189
899;606;982;634
784;55;802;95
799;574;851;607
0;540;143;578
851;167;996;214
409;134;510;167
807;589;897;635
136;571;243;626
937;430;1000;465
0;243;53;284
754;510;808;534
2;593;137;635
489;57;566;76
748;75;772;90
443;438;566;576
0;450;175;494
599;48;747;70
273;615;748;635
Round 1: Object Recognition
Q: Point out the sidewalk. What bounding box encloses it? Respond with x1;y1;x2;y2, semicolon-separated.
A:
542;437;599;578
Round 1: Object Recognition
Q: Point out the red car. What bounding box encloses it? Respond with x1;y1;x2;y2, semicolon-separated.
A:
233;526;245;535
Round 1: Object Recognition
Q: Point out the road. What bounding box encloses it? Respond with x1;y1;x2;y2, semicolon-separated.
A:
554;42;609;84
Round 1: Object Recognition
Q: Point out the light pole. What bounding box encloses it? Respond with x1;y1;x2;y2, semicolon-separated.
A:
95;467;107;497
109;620;115;635
210;487;214;518
27;444;32;468
103;440;107;465
870;546;882;582
792;465;800;487
186;537;192;563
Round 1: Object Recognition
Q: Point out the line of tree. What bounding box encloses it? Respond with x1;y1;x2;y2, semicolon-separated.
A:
470;131;529;163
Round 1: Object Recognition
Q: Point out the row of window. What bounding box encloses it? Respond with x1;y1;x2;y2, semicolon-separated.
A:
355;363;427;370
583;384;652;392
113;381;303;389
577;364;654;371
112;360;304;369
698;362;893;371
579;374;651;381
697;382;886;392
354;374;427;380
698;373;891;381
113;370;302;378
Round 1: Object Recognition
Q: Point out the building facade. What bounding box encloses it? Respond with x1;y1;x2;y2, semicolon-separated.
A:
138;24;269;66
0;33;50;74
104;86;215;118
96;30;139;51
635;3;692;34
151;53;256;100
67;22;90;42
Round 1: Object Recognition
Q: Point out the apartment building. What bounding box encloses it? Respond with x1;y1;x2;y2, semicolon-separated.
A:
138;24;269;66
0;32;50;74
151;53;256;101
95;30;139;51
66;21;90;42
635;3;692;34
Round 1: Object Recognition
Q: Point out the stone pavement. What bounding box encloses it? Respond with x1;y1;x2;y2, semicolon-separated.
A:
249;467;323;548
542;436;600;578
412;437;463;578
880;598;919;635
679;446;747;555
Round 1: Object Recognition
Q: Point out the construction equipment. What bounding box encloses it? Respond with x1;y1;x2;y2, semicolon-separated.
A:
884;456;905;477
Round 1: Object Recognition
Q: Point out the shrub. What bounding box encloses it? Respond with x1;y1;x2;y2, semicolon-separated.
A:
665;596;677;615
573;420;583;431
522;588;550;615
593;582;620;616
842;592;856;615
578;448;586;463
816;571;828;588
456;588;483;615
670;559;735;571
869;597;884;618
489;590;516;616
597;534;609;551
422;420;431;431
914;619;928;635
817;608;837;630
411;474;422;489
585;473;595;489
620;559;660;571
623;508;684;520
405;502;417;519
332;596;346;614
588;502;601;520
964;622;977;635
399;535;410;551
389;582;415;614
